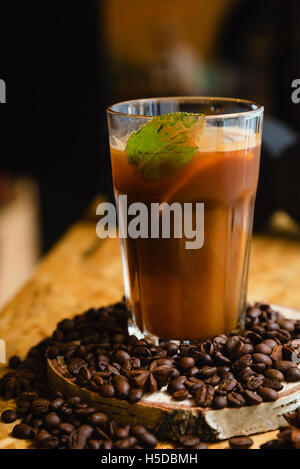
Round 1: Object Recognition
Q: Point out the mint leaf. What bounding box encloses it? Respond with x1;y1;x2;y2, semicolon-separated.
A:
125;112;206;181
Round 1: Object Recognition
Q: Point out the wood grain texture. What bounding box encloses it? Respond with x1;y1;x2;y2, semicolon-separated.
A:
1;211;300;449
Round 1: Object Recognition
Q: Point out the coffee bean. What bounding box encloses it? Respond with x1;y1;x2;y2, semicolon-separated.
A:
264;368;285;382
195;384;214;407
87;412;108;426
44;412;61;429
166;342;179;355
262;339;278;349
227;392;245;408
50;398;65;410
263;377;284;391
173;389;189;401
131;425;147;437
274;360;296;373
137;431;158;448
88;439;102;449
32;398;50;417
1;409;17;423
229;436;253;449
59;423;75;434
114;350;131;365
128;388;143;404
252;353;272;367
217;377;237;395
212;396;227;409
12;423;32;439
198;366;217;379
285;366;300;382
100;384;115;398
233;354;253;371
168;377;187;394
191;442;208;449
179;435;200;447
115;427;130;439
178;357;195;371
255;344;272;355
258;386;279;402
68;425;94;449
75;406;96;417
277;319;295;333
244;389;263;405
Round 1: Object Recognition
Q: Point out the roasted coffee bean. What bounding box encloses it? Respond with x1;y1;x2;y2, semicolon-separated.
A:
239;367;254;382
50;398;65;411
191;442;208;449
32;398;50;417
115;427;130;440
168;377;187;394
137;431;158;448
166;342;179;356
178;357;195;371
264;368;285;382
229;436;253;449
255;344;272;355
227;392;245;408
75;406;96;417
277;319;295;333
131;424;147;437
68;425;93;449
263;377;284;391
173;389;189;401
198;366;217;379
44;412;61;429
113;379;130;400
114;350;131;365
1;409;17;423
262;339;278;349
260;439;280;449
216;366;231;377
195;384;214;407
12;423;32;439
212;395;227;409
244;389;263;405
245;374;264;390
252;353;272;367
217;377;237;395
232;354;253;371
274;360;296;373
100;384;115;398
285;366;300;382
258;386;279;402
34;429;52;447
247;307;261;319
179;435;200;447
59;423;75;435
128;388;143;404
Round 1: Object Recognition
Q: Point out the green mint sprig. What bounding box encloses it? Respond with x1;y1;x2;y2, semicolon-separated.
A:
125;112;206;181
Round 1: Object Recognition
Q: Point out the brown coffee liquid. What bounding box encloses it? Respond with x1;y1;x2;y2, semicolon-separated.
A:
110;127;261;339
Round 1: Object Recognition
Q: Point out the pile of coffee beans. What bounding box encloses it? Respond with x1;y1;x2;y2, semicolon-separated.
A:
0;303;159;449
46;302;300;409
260;409;300;449
0;300;300;449
1;392;158;449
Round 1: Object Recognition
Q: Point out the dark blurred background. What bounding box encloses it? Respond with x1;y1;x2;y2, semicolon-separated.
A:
0;0;300;305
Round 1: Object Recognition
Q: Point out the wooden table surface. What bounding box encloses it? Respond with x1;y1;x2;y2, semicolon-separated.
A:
1;208;300;449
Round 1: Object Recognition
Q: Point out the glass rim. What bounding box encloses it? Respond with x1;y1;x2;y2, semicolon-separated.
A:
107;96;264;120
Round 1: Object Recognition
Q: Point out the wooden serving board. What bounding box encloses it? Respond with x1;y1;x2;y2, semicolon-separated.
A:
1;207;300;448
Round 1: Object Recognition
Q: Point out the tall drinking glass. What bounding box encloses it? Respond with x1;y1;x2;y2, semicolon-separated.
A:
107;97;264;340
